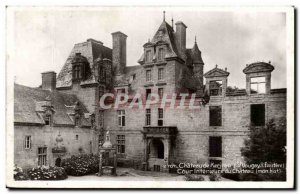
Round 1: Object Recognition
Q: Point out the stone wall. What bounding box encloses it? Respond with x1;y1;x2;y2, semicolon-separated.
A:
14;125;95;169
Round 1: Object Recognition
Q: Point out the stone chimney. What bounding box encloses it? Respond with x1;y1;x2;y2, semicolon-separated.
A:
42;71;56;91
112;31;127;76
175;21;187;55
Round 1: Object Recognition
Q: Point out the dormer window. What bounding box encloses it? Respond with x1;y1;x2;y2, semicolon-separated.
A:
71;53;90;81
74;117;80;127
250;77;266;94
145;50;152;62
45;114;51;126
73;65;81;79
158;48;164;61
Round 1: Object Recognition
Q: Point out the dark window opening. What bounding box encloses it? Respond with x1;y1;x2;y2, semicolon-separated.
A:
45;115;51;126
75;135;79;140
158;108;163;126
158;88;164;99
146;109;151;126
151;139;164;159
251;104;265;126
209;106;222;126
74;117;80;127
146;89;151;100
55;158;62;167
209;136;222;157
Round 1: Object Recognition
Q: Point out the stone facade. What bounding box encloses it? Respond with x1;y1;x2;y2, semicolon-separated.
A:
14;15;286;172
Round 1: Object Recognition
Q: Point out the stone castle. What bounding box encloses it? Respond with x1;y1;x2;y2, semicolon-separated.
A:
14;13;286;171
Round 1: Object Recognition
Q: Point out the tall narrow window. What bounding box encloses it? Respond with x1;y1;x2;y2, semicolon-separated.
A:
118;110;125;127
158;108;164;126
209;136;222;157
158;48;164;61
24;136;31;149
117;135;125;154
250;77;266;94
209;80;223;96
75;135;79;140
145;50;152;62
158;88;164;99
73;65;81;80
146;89;152;100
209;106;222;126
38;147;47;166
158;68;164;81
146;70;152;82
146;109;151;126
251;104;265;126
99;66;105;80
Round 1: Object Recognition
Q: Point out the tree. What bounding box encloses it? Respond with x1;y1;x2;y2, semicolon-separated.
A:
240;119;286;181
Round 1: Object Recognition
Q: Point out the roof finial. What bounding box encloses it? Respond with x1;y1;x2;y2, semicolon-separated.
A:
216;64;218;68
195;36;197;44
163;11;166;21
171;16;174;29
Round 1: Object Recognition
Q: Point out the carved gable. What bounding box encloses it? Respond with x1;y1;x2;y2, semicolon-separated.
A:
243;62;274;74
204;67;229;78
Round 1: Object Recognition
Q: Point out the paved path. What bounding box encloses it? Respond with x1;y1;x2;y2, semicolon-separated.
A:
66;168;233;181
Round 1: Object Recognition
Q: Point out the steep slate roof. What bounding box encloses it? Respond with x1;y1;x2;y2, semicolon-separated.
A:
14;84;90;127
138;20;180;63
190;42;204;64
114;65;143;87
57;39;112;88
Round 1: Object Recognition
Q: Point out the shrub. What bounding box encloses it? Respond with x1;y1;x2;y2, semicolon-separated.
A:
61;154;99;176
14;165;29;181
209;173;221;181
27;166;68;180
185;174;205;181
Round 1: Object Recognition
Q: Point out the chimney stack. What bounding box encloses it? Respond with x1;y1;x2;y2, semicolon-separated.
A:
175;21;187;55
112;31;127;76
42;71;56;91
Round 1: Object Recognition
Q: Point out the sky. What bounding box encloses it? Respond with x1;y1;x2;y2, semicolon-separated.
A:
8;7;287;89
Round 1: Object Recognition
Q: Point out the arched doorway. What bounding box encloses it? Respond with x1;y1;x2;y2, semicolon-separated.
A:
55;157;61;167
150;139;164;159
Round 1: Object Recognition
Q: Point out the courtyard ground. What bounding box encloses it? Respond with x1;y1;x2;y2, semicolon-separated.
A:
66;168;233;181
